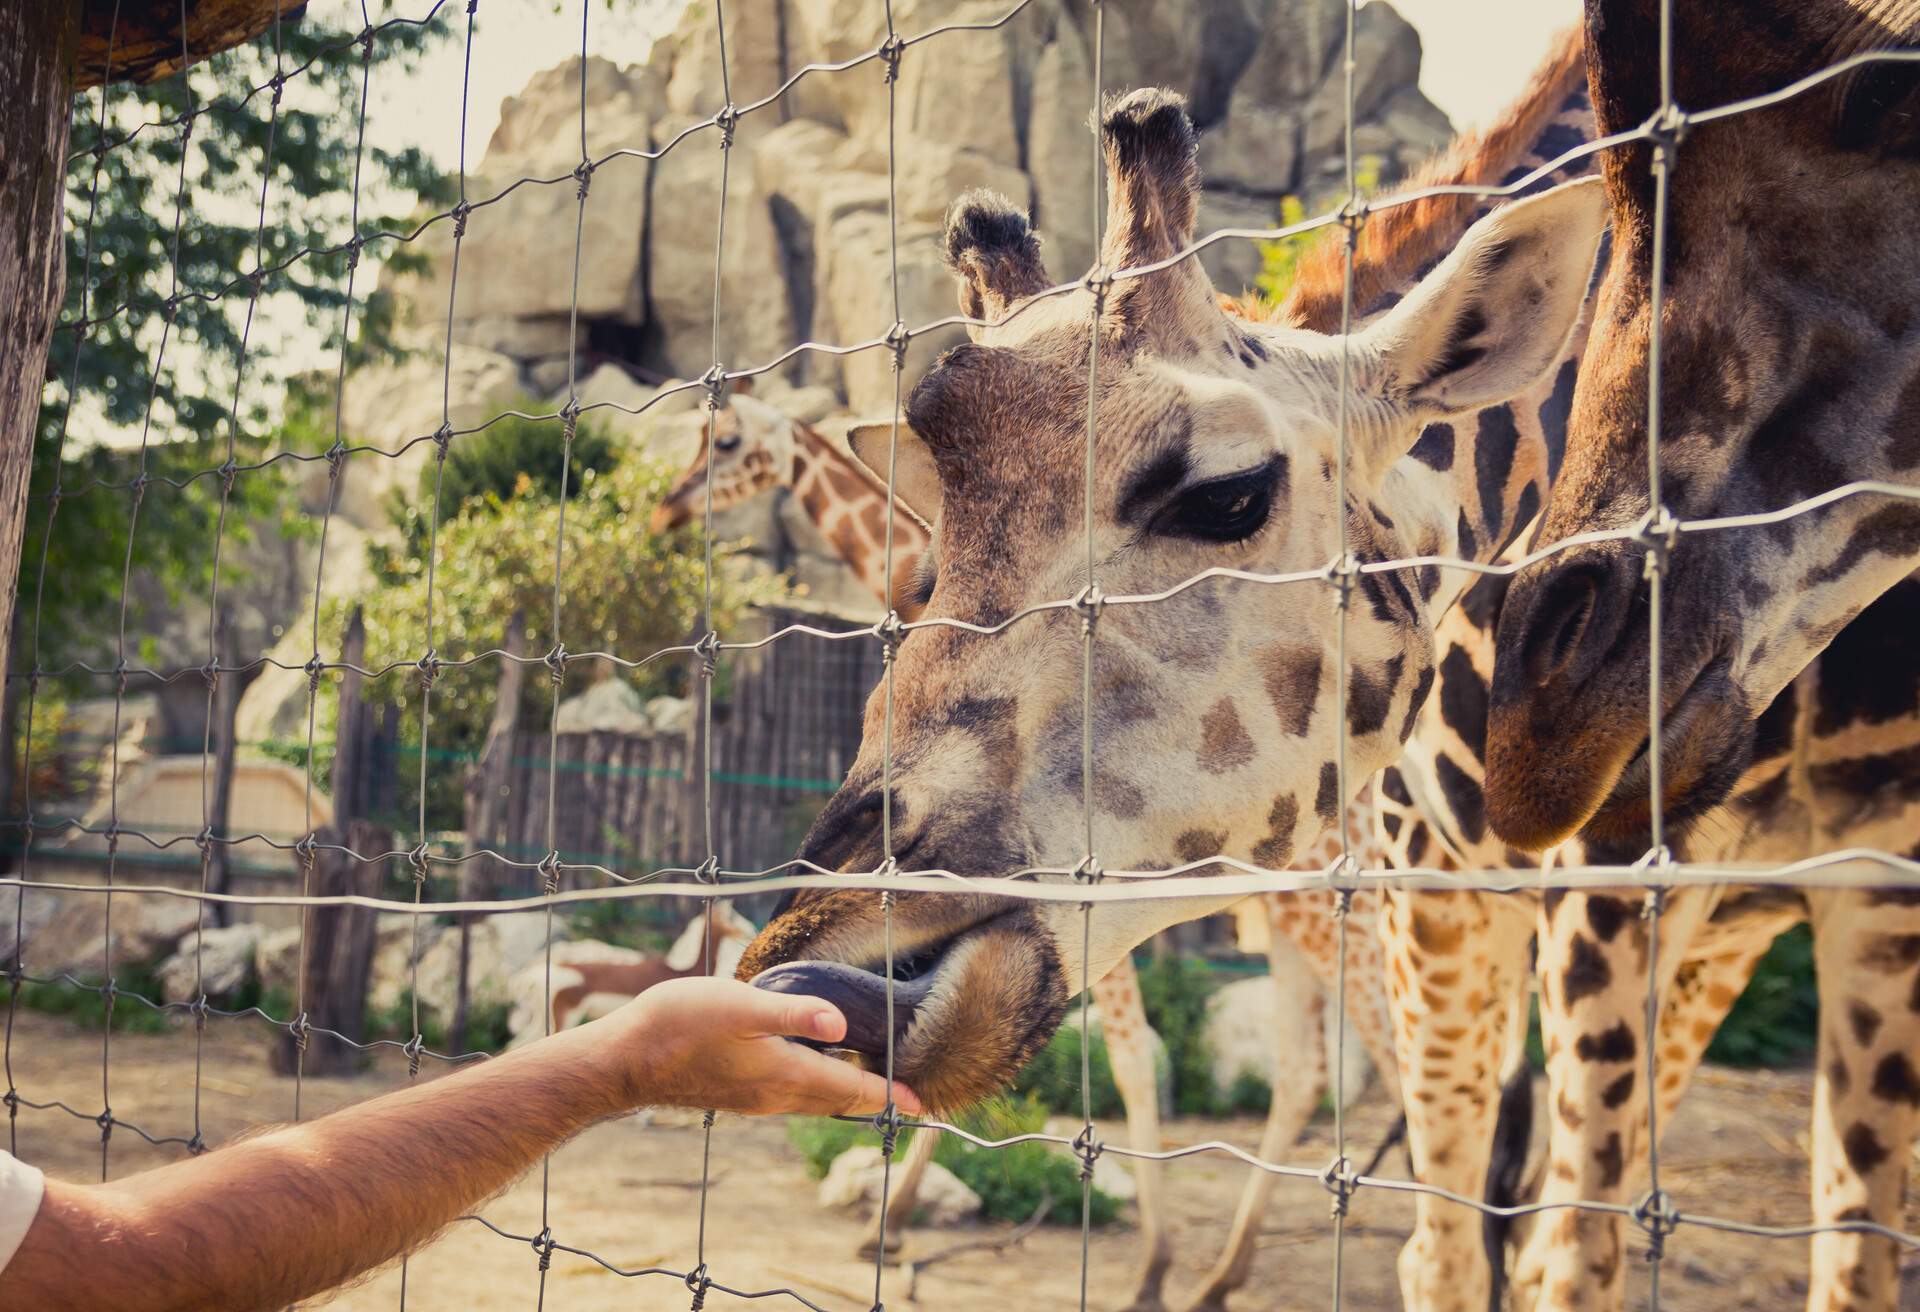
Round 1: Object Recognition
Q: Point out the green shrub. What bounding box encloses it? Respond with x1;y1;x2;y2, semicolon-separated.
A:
1135;956;1224;1116
0;962;170;1034
1010;1018;1125;1119
1222;1068;1273;1116
1707;925;1817;1068
787;1094;1119;1227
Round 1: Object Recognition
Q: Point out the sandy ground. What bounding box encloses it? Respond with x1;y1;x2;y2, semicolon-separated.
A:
6;1009;1918;1311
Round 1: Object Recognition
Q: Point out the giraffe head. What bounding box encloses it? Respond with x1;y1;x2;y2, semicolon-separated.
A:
738;89;1608;1111
1483;0;1920;852
649;384;798;534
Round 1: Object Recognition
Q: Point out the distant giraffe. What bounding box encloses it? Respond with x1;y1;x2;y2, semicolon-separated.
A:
655;388;1402;1312
650;387;930;615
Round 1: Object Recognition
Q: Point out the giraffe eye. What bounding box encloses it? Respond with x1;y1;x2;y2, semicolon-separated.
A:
715;434;742;452
1158;457;1283;544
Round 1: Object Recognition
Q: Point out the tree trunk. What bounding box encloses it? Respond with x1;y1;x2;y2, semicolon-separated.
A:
203;614;242;925
453;609;526;1053
0;4;79;699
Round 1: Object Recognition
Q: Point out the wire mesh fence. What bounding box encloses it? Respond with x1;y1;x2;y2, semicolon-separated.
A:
6;1;1920;1309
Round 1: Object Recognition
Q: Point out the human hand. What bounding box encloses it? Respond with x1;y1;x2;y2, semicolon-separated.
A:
578;976;923;1118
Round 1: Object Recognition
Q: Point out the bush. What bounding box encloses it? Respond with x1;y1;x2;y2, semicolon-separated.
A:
363;986;513;1056
1135;956;1224;1116
788;1094;1119;1227
0;962;170;1035
1010;1018;1125;1119
1707;925;1818;1068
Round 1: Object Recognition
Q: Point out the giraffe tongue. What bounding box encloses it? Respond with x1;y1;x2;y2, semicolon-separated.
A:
750;960;934;1058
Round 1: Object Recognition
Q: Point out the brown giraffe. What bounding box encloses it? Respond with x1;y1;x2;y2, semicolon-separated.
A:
733;64;1605;1202
649;386;930;615
1466;4;1920;1309
652;386;1402;1312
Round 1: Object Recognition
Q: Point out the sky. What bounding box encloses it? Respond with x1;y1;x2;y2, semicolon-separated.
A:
370;0;1585;168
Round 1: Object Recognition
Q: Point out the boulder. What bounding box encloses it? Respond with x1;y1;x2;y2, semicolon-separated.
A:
1195;188;1279;298
1300;2;1424;163
1198;102;1301;197
645;696;694;736
1024;18;1098;283
408;913;558;1023
819;1144;982;1224
645;116;797;379
662;0;787;119
156;923;265;1004
365;913;448;1016
255;925;303;1002
1229;0;1347;113
2;887;199;981
893;1;1023;168
1203;964;1371;1113
555;678;654;736
458;315;581;363
815;213;962;415
458;57;664;324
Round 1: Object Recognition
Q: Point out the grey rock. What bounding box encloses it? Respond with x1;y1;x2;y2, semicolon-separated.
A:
157;924;265;1004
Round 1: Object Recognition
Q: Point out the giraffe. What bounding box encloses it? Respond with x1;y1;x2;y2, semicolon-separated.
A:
651;383;1404;1312
649;385;930;615
733;64;1607;1191
1460;3;1920;1308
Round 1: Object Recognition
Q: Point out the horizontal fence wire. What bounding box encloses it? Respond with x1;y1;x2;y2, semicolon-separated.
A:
7;0;1920;1308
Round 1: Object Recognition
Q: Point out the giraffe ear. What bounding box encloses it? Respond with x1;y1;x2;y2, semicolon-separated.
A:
848;420;941;525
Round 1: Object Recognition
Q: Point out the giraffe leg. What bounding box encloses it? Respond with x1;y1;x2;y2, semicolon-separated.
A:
1511;889;1713;1312
1181;920;1327;1312
1095;958;1175;1312
1805;891;1920;1312
1385;889;1531;1312
856;1125;939;1259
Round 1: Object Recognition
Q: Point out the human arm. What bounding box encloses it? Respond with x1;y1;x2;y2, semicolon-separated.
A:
0;976;918;1312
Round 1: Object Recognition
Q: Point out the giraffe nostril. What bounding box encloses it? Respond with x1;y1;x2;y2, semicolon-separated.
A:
1522;563;1604;688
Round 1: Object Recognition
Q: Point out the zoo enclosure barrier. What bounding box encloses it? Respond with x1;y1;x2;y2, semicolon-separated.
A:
5;2;1920;1311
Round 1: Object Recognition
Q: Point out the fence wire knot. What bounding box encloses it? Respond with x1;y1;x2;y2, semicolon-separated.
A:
1633;1188;1680;1259
873;611;905;664
543;643;570;685
415;649;442;691
407;842;432;888
1072;854;1103;884
879;32;905;83
96;1107;114;1140
294;832;319;872
715;104;740;149
289;1013;311;1053
538;851;563;896
304;654;326;693
1071;1125;1103;1182
1072;583;1105;637
572;159;594;200
1320;1154;1357;1218
186;1132;207;1156
701;364;731;411
1321;552;1359;609
404;1034;424;1078
693;854;720;885
685;1262;713;1310
188;994;209;1031
531;1226;557;1272
1646;102;1691;155
217;455;239;493
884;320;911;370
324;438;349;482
873;1104;901;1158
449;200;472;240
200;658;221;692
693;629;721;681
1633;505;1679;580
1082;266;1115;301
1338;193;1370;236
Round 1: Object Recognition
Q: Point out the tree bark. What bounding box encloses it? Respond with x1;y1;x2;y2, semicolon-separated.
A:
73;1;308;89
453;609;526;1052
202;614;243;925
0;3;80;704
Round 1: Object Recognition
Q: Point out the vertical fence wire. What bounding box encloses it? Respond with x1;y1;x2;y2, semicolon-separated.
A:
4;0;125;1164
1640;0;1681;1301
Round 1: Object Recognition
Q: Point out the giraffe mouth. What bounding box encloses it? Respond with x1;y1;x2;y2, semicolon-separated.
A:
1582;654;1752;845
751;958;941;1057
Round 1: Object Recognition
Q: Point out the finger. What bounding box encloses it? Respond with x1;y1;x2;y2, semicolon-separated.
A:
768;1046;922;1117
743;987;845;1044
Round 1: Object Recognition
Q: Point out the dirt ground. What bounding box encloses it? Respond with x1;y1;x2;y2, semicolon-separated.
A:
6;1009;1917;1311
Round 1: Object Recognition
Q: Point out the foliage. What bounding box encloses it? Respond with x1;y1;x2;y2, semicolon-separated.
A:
388;406;621;552
339;438;779;829
0;963;170;1035
26;6;450;684
1706;925;1818;1068
788;1094;1119;1227
1011;1017;1126;1120
1251;155;1386;306
1134;956;1226;1116
364;985;513;1056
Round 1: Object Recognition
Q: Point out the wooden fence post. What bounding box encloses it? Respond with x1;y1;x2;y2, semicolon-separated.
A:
452;609;526;1053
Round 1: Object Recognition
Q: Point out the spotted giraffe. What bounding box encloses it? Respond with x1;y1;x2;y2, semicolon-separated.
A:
649;382;931;614
650;380;1402;1312
734;59;1608;1275
1453;4;1920;1309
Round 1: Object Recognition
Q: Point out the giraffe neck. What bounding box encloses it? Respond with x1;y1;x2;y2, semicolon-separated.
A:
787;420;932;606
